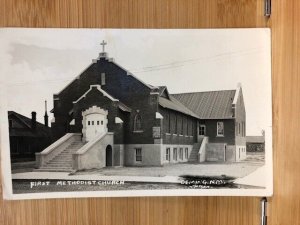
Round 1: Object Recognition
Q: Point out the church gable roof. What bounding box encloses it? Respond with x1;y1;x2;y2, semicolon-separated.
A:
172;89;236;119
54;54;157;106
110;60;156;90
73;85;131;112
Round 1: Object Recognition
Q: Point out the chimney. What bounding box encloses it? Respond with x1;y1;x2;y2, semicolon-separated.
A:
31;111;37;130
44;100;49;127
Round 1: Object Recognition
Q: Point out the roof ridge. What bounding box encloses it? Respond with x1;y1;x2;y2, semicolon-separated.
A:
171;89;236;95
9;111;50;129
172;89;237;119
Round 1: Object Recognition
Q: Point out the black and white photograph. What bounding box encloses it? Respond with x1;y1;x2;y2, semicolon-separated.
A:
0;28;272;199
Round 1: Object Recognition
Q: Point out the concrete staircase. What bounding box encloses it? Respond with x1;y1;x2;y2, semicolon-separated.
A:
36;140;86;172
188;142;202;162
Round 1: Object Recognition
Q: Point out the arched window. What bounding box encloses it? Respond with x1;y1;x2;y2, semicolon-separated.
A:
134;113;142;131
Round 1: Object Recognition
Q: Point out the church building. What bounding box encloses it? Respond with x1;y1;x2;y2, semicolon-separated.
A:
36;42;246;172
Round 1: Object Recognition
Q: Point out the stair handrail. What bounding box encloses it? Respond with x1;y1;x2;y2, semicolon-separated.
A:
39;133;78;155
36;133;81;167
198;136;209;162
75;132;114;155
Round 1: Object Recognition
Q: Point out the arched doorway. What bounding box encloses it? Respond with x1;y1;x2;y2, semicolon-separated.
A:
106;145;113;167
81;106;108;142
85;113;106;141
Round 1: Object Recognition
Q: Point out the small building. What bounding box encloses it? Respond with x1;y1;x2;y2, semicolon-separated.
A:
246;136;265;152
8;111;52;162
36;43;247;172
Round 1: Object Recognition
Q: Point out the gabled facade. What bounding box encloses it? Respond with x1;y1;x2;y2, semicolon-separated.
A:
38;48;247;171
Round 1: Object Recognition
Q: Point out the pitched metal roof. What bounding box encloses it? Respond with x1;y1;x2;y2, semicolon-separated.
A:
172;90;236;119
158;96;200;119
246;136;265;143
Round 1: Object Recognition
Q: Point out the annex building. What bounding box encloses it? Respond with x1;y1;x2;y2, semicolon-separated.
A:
36;43;246;171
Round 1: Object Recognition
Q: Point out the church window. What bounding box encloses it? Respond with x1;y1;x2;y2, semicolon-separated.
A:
135;148;142;162
173;148;177;161
186;119;189;135
101;120;103;125
101;73;106;85
134;112;142;131
9;119;13;128
174;115;177;134
217;122;224;136
181;117;184;135
88;121;90;126
97;121;99;125
179;148;183;160
185;148;188;159
166;148;170;161
92;121;94;125
168;112;171;133
199;125;206;135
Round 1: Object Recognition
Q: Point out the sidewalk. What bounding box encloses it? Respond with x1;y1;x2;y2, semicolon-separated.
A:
12;172;181;183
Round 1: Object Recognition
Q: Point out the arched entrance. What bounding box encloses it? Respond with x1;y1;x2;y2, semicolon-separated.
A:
81;106;108;142
106;145;113;167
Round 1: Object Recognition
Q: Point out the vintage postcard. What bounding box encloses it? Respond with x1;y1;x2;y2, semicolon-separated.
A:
0;28;272;199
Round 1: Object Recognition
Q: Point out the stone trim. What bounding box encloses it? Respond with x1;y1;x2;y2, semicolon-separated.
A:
73;84;118;104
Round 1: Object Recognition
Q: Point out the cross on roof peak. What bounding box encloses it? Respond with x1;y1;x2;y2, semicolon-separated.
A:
100;40;107;52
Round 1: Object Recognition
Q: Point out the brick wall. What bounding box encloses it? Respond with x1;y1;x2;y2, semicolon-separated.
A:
200;119;235;145
159;107;197;145
52;57;158;144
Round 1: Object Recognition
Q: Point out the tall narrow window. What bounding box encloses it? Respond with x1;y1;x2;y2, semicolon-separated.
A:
186;119;189;135
168;112;171;133
166;148;170;161
101;73;106;85
165;112;170;133
179;148;183;160
181;117;184;135
135;148;142;162
185;148;189;159
217;122;224;136
173;148;177;161
134;112;142;131
199;125;206;136
174;115;177;134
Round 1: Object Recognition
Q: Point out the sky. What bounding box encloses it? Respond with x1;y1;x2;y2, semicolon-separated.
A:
0;28;272;136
